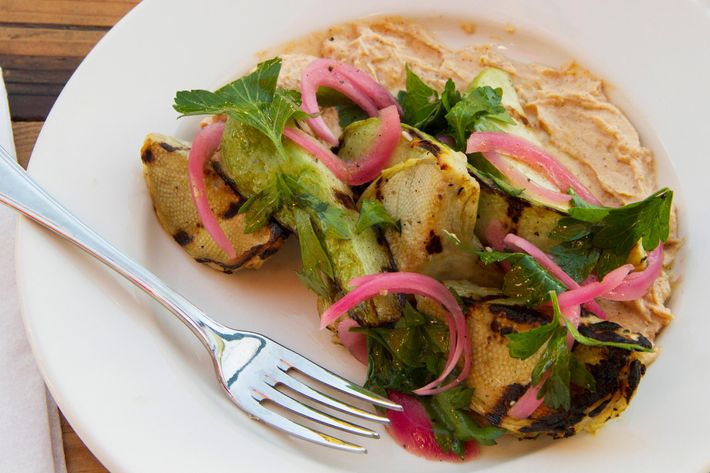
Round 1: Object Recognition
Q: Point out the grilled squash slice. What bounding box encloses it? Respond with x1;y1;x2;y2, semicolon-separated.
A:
141;133;288;273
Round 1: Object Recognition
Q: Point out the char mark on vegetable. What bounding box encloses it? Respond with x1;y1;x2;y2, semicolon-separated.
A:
211;161;242;195
333;190;357;210
490;317;515;336
513;346;640;436
374;177;385;201
487;383;526;426
587;398;612;418
625;360;645;402
173;230;193;246
141;148;154;163
414;139;442;158
578;321;653;350
221;201;241;219
159;141;180;153
505;195;531;225
194;222;288;270
489;304;550;326
425;230;443;254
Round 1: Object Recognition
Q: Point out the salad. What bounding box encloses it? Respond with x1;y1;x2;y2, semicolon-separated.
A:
140;18;677;462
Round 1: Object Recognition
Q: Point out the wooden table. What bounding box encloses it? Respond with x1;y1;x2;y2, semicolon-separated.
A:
2;1;141;471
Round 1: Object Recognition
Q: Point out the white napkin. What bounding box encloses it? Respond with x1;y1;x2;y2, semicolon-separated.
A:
0;68;67;473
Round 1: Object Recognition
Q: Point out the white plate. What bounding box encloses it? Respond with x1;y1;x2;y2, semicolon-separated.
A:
17;0;710;472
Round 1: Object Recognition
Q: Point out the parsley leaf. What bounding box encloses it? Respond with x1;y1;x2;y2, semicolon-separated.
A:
566;191;612;222
548;216;593;241
337;102;369;129
279;174;352;239
425;386;505;456
503;256;566;306
396;68;514;151
548;237;600;283
239;173;352;239
551;188;673;277
173;57;306;159
315;87;369;128
294;210;334;299
446;232;566;307
509;291;650;410
360;303;449;394
238;178;284;233
446;86;516;150
360;304;502;459
355;199;401;234
533;328;572;410
399;66;461;130
589;188;673;252
506;320;557;359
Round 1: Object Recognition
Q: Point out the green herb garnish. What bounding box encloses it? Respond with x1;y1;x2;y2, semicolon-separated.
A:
425;386;505;457
355;199;401;234
397;68;514;151
239;173;352;298
239;173;351;239
445;85;516;150
173;57;308;159
359;303;503;458
446;232;565;307
315;87;369;128
293;210;334;299
398;66;461;131
550;188;673;277
360;303;449;394
506;291;651;410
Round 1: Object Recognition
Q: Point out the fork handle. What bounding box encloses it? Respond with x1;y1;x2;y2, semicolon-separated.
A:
0;144;227;353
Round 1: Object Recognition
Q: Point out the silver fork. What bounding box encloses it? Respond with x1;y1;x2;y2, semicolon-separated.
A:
0;144;401;453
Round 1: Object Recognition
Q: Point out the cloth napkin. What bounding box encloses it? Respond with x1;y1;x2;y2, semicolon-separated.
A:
0;68;67;473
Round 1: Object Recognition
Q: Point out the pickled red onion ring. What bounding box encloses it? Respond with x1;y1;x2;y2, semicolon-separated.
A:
556;264;634;308
300;59;399;145
334;62;403;115
605;245;664;301
467;132;601;205
320;272;471;395
284;105;401;185
507;380;546;419
484;152;572;207
282;127;347;177
187;122;236;259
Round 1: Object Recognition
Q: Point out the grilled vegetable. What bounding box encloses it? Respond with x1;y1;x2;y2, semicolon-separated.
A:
141;134;289;272
219;119;401;326
346;119;502;286
474;184;565;252
469;68;567;251
461;302;652;437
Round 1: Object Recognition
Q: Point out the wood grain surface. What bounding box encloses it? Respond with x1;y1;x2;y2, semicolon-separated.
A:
4;2;141;471
1;0;139;121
